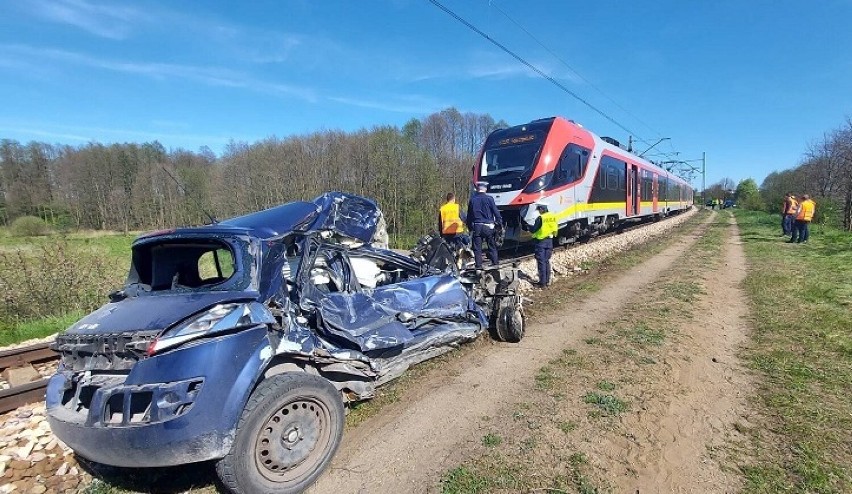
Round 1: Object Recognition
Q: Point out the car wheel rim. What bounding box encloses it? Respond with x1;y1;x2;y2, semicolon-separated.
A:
255;397;333;483
511;309;524;337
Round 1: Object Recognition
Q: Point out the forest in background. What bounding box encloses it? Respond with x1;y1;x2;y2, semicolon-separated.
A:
0;108;506;242
4;109;852;238
759;118;852;230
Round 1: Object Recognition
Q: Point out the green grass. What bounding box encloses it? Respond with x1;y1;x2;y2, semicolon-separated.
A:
620;323;666;347
558;420;577;433
583;392;629;416
734;209;852;493
440;462;521;494
481;433;503;447
534;365;558;391
0;311;84;346
595;380;616;392
0;230;135;343
0;230;136;257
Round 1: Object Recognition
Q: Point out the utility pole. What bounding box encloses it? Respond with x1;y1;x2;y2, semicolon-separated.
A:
702;151;706;204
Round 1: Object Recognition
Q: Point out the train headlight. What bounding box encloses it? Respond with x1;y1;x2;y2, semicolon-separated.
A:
522;171;554;194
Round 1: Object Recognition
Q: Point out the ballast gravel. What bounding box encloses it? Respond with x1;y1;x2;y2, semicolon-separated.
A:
515;208;697;292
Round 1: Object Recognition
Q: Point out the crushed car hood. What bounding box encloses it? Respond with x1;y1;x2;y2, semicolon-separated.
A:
64;292;256;335
307;192;387;247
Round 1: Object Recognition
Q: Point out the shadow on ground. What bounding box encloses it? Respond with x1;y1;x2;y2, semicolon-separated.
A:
77;455;223;493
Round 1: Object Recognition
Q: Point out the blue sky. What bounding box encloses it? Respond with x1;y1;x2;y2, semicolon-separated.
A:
1;0;850;188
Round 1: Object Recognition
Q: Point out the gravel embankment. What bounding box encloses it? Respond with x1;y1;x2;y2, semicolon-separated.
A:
515;208;697;292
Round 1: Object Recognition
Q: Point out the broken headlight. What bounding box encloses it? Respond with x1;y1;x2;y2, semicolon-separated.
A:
148;302;275;355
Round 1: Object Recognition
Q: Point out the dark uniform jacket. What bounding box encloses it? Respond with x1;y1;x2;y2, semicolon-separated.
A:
466;192;503;230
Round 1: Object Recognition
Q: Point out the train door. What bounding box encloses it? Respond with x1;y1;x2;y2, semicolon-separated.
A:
652;174;659;213
625;163;634;216
631;165;640;216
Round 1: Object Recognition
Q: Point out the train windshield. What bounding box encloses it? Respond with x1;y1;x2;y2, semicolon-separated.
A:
479;127;547;184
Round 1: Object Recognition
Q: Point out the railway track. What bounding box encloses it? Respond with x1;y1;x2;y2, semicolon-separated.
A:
495;211;677;267
0;341;58;414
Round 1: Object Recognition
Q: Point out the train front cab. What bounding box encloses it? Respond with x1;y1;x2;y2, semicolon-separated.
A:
475;116;693;245
475;117;598;244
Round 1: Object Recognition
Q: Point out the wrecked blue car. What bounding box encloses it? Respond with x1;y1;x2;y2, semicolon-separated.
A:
46;192;524;494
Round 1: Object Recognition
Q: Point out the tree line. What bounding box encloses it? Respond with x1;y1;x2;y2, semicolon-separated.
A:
701;117;852;230
0;108;506;242
757;118;852;229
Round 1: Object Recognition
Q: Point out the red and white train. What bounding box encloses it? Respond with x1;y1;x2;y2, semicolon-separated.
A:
474;116;694;244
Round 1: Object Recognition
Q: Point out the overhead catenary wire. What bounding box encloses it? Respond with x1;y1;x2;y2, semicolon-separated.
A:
487;1;667;143
425;0;656;149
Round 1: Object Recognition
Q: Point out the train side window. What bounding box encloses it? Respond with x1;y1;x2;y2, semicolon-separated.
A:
554;144;591;188
606;165;617;190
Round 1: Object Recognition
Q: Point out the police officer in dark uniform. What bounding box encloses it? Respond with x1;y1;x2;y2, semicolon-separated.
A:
524;202;557;288
466;181;503;268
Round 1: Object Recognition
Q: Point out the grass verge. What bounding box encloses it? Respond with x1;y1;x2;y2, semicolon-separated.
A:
733;209;851;493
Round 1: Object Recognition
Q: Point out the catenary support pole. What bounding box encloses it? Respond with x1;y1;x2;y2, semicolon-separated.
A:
702;151;706;205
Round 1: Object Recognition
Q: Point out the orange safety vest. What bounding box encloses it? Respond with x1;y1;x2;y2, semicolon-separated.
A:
796;199;815;222
785;198;798;215
439;201;464;234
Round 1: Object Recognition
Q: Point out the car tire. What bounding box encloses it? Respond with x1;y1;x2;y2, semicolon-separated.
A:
494;297;524;343
216;373;345;494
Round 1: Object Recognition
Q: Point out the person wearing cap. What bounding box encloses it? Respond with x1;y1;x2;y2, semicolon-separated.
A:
438;192;467;250
466;181;503;268
524;202;558;287
781;192;798;236
789;194;816;244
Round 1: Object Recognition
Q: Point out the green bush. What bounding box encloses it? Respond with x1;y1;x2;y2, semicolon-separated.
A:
10;215;51;237
739;193;765;211
0;242;124;328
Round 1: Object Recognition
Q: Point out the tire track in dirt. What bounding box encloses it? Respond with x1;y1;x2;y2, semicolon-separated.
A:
309;213;712;494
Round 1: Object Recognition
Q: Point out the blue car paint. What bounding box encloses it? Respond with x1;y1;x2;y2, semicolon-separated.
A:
47;325;272;467
67;291;258;335
45;192;505;474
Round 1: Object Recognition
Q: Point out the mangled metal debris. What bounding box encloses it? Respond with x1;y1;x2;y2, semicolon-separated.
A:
46;192;524;493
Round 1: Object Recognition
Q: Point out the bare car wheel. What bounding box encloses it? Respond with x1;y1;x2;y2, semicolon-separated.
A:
495;297;525;343
216;373;344;494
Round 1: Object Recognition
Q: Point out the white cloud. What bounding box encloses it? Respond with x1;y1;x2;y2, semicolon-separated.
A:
0;44;317;102
328;94;449;114
25;0;148;40
0;121;247;148
0;126;92;142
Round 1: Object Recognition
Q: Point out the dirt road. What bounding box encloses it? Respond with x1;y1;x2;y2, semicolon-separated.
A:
610;212;753;492
310;211;754;493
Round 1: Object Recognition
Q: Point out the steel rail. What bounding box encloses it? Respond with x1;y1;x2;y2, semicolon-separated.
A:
0;341;58;414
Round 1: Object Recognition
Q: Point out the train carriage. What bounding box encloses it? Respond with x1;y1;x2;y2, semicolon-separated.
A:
475;116;693;244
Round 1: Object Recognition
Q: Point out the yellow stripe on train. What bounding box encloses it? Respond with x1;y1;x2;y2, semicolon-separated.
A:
553;201;687;222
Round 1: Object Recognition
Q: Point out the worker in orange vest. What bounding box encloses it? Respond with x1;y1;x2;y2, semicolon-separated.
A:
781;193;798;236
788;194;816;244
438;192;468;249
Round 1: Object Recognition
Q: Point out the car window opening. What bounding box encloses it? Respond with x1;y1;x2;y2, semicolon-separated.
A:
131;240;237;292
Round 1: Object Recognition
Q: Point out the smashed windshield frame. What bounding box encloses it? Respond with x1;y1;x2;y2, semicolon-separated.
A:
124;235;259;296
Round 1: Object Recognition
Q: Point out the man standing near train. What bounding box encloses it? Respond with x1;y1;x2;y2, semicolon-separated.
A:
525;202;557;288
466;181;503;268
438;192;468;250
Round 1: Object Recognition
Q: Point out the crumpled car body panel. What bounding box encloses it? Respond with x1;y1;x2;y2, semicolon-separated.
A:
45;192;518;469
316;274;482;356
